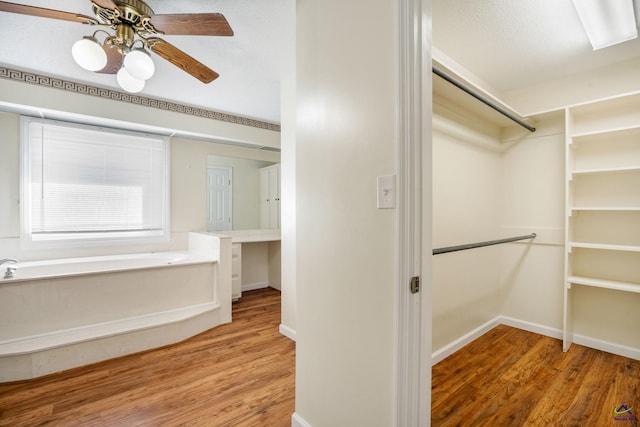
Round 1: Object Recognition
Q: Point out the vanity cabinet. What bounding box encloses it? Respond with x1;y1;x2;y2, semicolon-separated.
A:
216;230;280;301
231;243;242;300
564;93;640;351
260;164;281;229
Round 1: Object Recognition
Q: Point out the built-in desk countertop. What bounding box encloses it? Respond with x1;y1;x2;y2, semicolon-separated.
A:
209;229;281;243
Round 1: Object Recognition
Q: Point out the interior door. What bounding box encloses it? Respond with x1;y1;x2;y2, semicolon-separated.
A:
207;167;232;231
268;165;280;229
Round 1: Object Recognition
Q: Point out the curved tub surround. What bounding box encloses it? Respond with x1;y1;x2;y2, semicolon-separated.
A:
2;251;211;284
0;232;232;382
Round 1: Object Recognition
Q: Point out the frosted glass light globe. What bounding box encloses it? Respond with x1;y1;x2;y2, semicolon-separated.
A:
117;67;145;93
124;48;155;80
72;37;107;72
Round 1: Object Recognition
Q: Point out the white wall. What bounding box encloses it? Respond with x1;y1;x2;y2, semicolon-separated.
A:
280;73;297;335
0;77;280;150
499;115;565;330
295;0;398;424
572;286;640;349
0;107;279;262
0;112;20;240
431;101;567;353
504;57;640;116
431;117;502;350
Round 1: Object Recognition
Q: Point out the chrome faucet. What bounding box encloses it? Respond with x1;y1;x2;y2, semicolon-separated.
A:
0;258;18;279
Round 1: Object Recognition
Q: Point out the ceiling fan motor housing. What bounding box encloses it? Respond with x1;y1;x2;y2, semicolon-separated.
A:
93;0;159;37
114;0;154;24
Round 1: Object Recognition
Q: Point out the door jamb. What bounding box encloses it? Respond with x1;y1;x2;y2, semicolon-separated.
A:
395;0;432;425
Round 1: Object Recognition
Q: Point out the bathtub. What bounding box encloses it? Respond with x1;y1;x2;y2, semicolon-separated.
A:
0;232;232;382
4;251;211;283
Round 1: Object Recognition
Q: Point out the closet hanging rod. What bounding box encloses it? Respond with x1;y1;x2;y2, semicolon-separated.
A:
432;66;536;133
433;233;537;255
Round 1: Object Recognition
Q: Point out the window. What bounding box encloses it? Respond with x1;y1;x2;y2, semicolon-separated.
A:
21;117;170;247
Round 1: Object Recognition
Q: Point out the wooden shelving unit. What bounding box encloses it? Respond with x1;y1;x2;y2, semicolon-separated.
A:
563;93;640;351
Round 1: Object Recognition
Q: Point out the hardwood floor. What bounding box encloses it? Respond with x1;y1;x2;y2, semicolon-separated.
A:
432;325;640;426
0;288;295;427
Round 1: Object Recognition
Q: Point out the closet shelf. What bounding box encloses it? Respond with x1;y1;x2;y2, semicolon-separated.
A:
568;275;640;293
571;207;640;212
571;166;640;176
569;242;640;252
564;92;640;353
569;123;640;139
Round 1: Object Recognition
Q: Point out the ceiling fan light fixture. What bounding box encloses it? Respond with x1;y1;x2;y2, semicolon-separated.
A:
117;67;145;93
71;36;107;71
124;48;155;80
572;0;638;50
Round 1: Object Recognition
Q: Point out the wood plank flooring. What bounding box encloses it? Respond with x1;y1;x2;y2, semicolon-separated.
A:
5;293;638;426
0;288;295;427
432;324;640;426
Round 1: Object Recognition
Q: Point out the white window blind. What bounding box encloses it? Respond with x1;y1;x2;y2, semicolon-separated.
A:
21;117;169;245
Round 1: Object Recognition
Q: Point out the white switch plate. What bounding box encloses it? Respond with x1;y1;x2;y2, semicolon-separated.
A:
377;174;396;209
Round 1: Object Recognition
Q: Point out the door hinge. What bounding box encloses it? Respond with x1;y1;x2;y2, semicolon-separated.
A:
410;276;420;294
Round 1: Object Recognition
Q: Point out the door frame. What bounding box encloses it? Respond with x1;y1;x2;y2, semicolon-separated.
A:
396;0;432;424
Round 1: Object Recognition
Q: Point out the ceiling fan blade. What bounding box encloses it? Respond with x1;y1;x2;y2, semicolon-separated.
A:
0;1;97;24
149;13;234;36
96;44;123;74
147;38;219;83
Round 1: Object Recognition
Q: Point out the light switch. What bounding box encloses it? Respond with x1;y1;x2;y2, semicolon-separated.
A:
377;174;396;209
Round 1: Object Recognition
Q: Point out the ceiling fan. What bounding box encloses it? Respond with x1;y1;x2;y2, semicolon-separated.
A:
0;0;234;92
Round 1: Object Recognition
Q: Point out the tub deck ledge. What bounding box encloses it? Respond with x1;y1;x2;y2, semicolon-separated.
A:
0;301;221;357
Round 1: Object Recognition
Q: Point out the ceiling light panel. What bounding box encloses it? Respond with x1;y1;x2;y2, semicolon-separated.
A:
572;0;638;50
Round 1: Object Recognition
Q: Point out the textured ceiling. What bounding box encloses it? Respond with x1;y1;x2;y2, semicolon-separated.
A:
0;0;295;124
433;0;640;94
4;1;640;126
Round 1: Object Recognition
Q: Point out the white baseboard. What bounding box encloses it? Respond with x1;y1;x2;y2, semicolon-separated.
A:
292;412;312;427
573;333;640;361
279;323;296;341
241;281;270;292
431;316;501;365
507;316;640;360
498;316;563;340
433;315;640;365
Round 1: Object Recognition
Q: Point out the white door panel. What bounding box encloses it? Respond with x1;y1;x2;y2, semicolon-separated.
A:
207;167;232;231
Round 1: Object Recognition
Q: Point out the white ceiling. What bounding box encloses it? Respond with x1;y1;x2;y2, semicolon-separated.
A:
3;1;640;127
0;0;295;124
433;0;640;100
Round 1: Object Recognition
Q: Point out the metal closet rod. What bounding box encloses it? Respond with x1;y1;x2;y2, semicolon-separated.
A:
432;66;536;133
433;233;537;255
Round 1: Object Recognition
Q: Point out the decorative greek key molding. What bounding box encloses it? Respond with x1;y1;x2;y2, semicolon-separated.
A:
0;66;280;132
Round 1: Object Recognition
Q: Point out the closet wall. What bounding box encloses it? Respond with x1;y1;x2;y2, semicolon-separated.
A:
432;100;502;351
434;84;640;358
498;115;565;330
432;91;564;355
